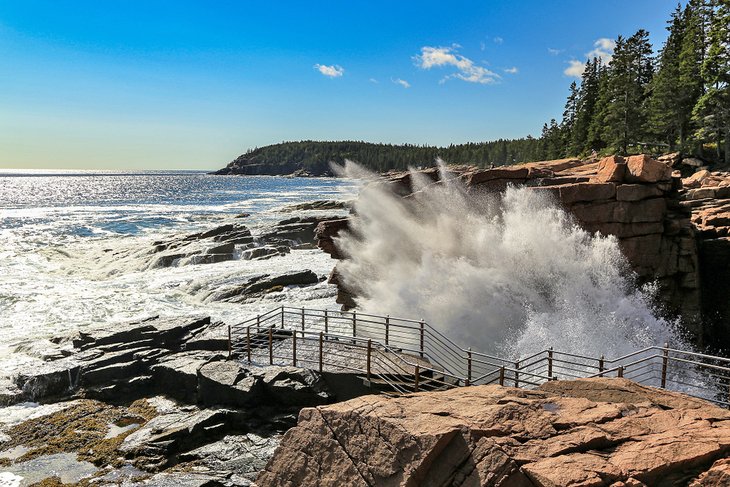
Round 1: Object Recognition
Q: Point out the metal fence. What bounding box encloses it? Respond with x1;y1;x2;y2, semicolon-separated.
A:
227;306;730;406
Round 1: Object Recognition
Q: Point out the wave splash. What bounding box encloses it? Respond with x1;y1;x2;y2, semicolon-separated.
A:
334;161;686;359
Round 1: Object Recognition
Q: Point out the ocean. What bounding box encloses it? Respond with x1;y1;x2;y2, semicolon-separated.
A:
0;170;359;375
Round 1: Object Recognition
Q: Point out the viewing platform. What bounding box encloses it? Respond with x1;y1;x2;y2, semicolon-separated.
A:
228;306;730;406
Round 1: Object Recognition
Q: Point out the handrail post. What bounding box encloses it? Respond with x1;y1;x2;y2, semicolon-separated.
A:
367;339;372;381
281;306;284;328
352;311;357;341
293;330;297;367
661;342;669;388
256;314;261;334
246;327;251;364
227;324;232;359
385;315;390;346
324;309;329;336
466;348;472;386
617;366;624;378
414;365;420;392
547;348;553;378
514;360;520;388
268;327;273;365
499;366;505;386
301;307;305;332
419;321;425;359
598;355;605;377
319;332;324;372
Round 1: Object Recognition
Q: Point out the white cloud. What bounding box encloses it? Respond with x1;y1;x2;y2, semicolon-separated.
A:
480;41;486;51
314;64;344;78
564;60;586;77
369;78;379;84
587;38;615;64
563;38;616;78
414;46;500;85
392;78;411;88
547;48;563;56
504;66;518;74
493;37;504;45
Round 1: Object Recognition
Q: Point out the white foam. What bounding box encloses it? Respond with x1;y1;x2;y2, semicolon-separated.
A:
335;161;687;359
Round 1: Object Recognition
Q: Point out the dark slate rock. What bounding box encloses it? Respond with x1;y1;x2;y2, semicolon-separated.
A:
14;360;81;402
120;407;229;457
150;352;221;403
197;362;263;408
255;366;332;407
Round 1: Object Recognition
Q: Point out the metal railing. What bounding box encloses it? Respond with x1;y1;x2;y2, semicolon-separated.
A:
227;306;730;406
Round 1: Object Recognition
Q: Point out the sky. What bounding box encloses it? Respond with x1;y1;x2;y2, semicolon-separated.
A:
0;1;681;170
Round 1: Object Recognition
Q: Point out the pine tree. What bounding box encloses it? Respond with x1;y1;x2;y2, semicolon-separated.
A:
571;59;603;154
561;81;580;154
692;0;730;163
604;31;655;154
677;1;706;148
648;5;687;150
587;60;612;152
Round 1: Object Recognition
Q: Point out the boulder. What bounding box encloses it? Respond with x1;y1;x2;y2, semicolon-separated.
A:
691;458;730;486
315;218;350;259
684;169;712;189
206;270;320;303
181;433;282;482
241;245;289;260
593;155;626;183
658;152;681;167
197;361;264;407
254;366;332;407
625;155;673;183
14;361;81;402
120;407;230;457
150;352;217;403
258;379;730;487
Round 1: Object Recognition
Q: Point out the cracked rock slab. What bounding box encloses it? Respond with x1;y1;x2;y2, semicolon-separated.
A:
257;378;730;487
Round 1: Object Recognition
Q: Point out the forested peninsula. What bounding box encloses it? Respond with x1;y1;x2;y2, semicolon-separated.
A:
215;0;729;177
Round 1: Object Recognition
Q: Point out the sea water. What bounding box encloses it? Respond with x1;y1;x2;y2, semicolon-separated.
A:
0;169;360;375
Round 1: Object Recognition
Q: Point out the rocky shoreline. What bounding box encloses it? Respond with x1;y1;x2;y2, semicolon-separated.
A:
0;315;340;486
4;158;730;486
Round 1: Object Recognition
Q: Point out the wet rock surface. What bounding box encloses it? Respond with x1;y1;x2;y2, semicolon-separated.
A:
0;316;339;486
148;224;254;269
204;270;321;304
259;378;730;487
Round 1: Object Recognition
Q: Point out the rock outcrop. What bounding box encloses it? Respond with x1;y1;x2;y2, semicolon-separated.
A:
147;224;254;268
259;378;730;487
317;155;704;332
204;270;321;303
682;170;730;347
0;317;342;486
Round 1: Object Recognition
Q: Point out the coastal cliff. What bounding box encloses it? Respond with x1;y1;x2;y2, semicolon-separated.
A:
316;155;730;347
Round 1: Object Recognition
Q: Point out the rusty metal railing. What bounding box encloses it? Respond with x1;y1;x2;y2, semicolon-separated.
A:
227;306;730;406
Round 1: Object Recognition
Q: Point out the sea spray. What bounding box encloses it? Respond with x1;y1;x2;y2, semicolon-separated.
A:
334;161;688;360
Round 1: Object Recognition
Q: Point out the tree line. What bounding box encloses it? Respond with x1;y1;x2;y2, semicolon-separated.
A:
229;138;544;174
542;0;729;164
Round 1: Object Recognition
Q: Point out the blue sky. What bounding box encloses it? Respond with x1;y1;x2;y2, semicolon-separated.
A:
0;1;680;170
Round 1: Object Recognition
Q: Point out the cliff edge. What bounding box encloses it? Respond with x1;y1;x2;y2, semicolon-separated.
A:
258;378;730;486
